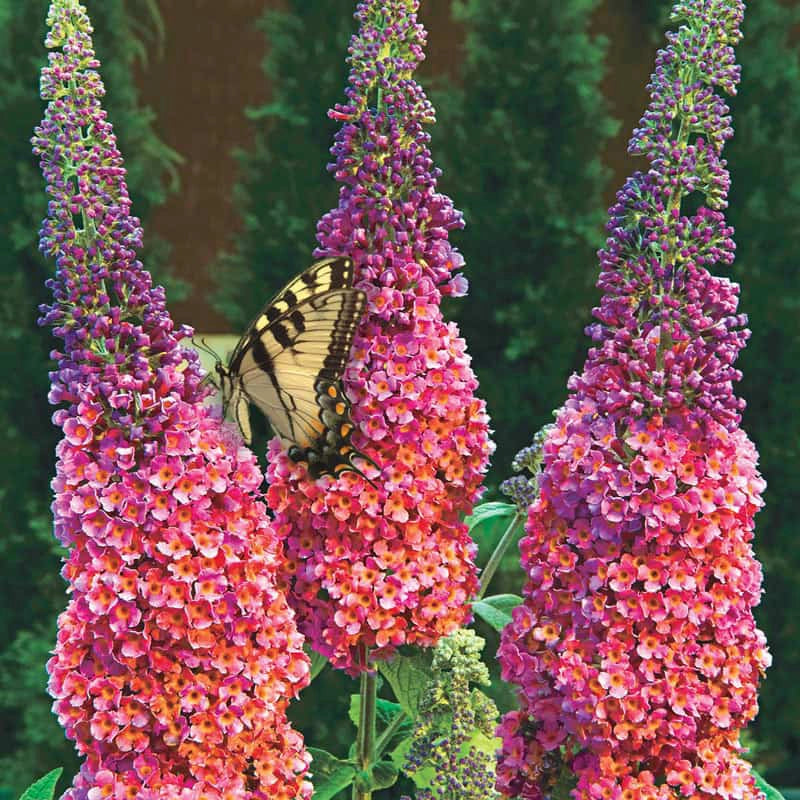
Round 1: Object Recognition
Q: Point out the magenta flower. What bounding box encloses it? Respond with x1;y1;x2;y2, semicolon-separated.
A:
496;2;770;798
265;0;493;674
35;2;310;797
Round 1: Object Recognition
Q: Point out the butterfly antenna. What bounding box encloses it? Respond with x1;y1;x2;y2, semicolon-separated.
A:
192;336;223;363
193;337;227;391
200;372;219;390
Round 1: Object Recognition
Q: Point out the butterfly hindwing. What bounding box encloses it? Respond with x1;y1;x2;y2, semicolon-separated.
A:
220;256;376;482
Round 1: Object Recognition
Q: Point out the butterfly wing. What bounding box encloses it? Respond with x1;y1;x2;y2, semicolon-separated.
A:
222;256;375;481
231;256;358;357
231;287;366;450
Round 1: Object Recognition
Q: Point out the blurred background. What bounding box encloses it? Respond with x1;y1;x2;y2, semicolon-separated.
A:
1;0;798;797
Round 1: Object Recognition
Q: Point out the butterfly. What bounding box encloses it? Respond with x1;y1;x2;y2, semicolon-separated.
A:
214;256;377;482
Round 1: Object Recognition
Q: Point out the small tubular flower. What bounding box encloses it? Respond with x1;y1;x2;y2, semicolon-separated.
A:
35;2;310;797
266;0;493;674
496;3;770;798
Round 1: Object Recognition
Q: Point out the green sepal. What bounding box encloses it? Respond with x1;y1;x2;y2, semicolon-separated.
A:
307;748;356;800
18;769;63;800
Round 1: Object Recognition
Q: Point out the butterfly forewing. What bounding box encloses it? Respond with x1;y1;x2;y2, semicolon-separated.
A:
245;256;356;335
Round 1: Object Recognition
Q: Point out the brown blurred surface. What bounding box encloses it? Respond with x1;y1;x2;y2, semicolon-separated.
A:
138;1;655;333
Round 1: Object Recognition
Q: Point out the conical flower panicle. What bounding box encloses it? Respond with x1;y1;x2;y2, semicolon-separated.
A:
496;3;770;798
266;0;493;674
35;3;311;797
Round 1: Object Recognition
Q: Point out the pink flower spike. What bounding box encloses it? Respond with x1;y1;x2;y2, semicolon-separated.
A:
36;2;312;796
265;0;492;673
496;3;769;797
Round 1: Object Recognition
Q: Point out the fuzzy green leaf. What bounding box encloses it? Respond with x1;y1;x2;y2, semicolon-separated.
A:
464;502;517;564
472;594;522;632
307;748;355;800
348;695;410;732
753;771;787;800
368;760;399;791
378;652;433;718
18;769;63;800
304;645;328;682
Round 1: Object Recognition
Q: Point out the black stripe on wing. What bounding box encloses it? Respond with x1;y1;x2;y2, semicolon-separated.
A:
232;289;366;382
226;256;356;371
252;256;355;330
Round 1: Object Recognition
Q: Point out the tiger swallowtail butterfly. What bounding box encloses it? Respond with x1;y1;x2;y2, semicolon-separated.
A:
215;256;377;482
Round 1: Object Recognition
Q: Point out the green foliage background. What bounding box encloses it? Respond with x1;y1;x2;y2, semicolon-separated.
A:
430;0;618;489
0;0;181;796
211;1;353;329
1;0;798;796
726;0;800;782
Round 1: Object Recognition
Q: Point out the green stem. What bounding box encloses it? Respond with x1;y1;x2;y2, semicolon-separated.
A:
476;511;524;600
353;648;377;800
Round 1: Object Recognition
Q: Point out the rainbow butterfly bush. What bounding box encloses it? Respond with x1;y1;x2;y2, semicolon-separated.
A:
266;0;494;674
496;2;771;798
35;2;311;797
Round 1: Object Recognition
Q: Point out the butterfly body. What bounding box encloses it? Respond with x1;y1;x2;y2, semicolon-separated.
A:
216;256;377;481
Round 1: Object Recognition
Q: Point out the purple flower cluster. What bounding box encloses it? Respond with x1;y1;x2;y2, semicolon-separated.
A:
496;3;771;798
35;3;310;797
266;0;493;673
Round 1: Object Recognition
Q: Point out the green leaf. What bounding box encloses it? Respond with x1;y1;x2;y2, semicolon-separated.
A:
304;645;328;681
465;502;517;564
378;652;434;718
307;748;355;800
348;695;409;731
753;771;787;800
472;593;523;632
368;760;399;791
18;769;63;800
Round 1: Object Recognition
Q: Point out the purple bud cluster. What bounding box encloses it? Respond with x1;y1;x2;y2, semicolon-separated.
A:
584;0;749;432
34;7;204;412
501;426;552;511
402;630;501;800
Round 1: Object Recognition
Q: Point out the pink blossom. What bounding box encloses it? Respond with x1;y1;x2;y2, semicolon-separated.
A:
496;3;769;798
266;0;492;673
36;2;311;797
